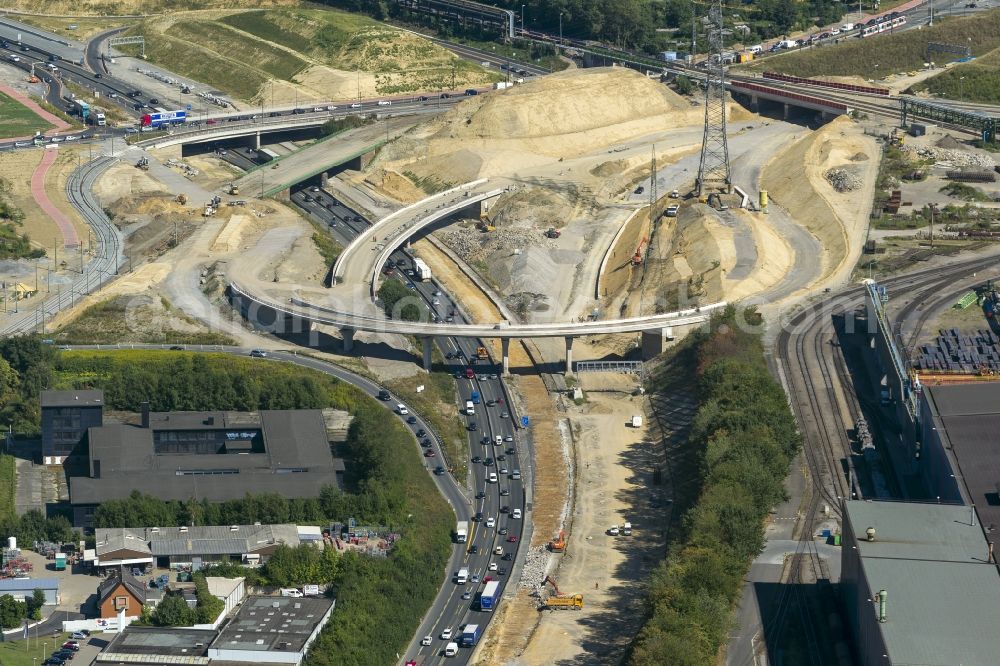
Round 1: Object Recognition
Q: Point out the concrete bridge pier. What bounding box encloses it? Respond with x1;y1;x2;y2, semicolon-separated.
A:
564;336;575;375
750;94;759;113
501;338;510;376
783;103;790;121
341;327;355;352
641;326;676;360
421;336;434;371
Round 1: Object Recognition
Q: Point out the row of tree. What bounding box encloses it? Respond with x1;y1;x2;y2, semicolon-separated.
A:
202;543;341;588
627;307;801;664
143;573;226;627
0;589;46;628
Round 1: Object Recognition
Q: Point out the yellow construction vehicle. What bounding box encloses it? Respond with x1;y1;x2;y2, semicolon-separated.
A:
543;594;584;610
477;212;495;232
889;129;905;148
476;346;489;360
228;183;240;196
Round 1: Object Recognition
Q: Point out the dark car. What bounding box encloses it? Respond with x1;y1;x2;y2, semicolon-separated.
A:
499;567;507;576
133;103;143;110
475;511;484;521
21;45;30;51
507;447;516;455
292;108;306;114
416;429;426;438
406;415;417;424
440;93;451;99
486;399;496;407
465;89;479;96
378;389;390;401
484;458;494;466
0;41;7;48
497;454;506;462
502;552;513;560
500;488;510;496
419;95;429;101
421;438;432;447
472;456;482;464
269;111;281;117
500;505;509;513
423;449;436;457
475;491;486;500
467;422;478;431
169;345;184;351
94;73;102;78
634;186;644;195
148;97;159;105
434;466;445;475
128;90;141;97
470;545;479;555
54;651;74;661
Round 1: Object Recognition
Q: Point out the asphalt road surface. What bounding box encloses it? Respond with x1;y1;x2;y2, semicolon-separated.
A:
291;185;527;663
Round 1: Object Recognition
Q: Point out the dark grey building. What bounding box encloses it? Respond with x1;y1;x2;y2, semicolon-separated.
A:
841;500;1000;666
40;390;104;465
70;406;345;526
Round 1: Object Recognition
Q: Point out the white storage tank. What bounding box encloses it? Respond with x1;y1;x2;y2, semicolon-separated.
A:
7;536;15;550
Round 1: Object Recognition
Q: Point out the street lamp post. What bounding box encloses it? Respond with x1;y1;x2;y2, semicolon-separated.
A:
559;12;564;46
960;76;966;100
521;4;525;33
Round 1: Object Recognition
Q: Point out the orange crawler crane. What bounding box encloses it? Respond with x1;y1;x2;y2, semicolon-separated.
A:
548;530;566;553
632;237;647;265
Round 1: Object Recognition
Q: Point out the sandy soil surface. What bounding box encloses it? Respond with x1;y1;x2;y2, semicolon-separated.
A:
515;389;663;664
761;116;878;296
0;148;90;256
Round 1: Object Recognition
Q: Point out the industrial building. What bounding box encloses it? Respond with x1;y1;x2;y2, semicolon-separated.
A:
40;390;104;465
0;578;58;605
918;382;1000;532
67;397;346;525
90;524;310;571
841;500;1000;666
95;595;334;666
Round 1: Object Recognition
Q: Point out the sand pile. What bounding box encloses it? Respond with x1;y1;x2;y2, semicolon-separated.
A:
762;115;878;286
371;68;703;183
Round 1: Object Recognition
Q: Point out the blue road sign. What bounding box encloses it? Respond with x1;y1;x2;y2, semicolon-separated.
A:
520;416;529;428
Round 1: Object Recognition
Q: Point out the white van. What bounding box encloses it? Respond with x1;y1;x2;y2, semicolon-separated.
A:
456;568;469;584
280;588;303;598
495;435;502;447
445;642;459;657
749;44;763;54
488;472;498;484
466;400;475;415
512;508;522;519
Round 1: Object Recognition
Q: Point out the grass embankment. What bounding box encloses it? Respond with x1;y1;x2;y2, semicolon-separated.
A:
0;91;53;139
387;372;469;479
740;9;1000;79
52;296;235;346
0;634;73;665
0;454;15;522
627;307;801;665
54;350;452;664
913;47;1000;103
10;15;138;40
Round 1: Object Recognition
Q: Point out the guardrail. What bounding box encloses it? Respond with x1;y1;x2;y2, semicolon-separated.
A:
762;71;890;97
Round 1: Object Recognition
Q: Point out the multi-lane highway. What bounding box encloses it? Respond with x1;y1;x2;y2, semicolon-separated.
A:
290;184;528;663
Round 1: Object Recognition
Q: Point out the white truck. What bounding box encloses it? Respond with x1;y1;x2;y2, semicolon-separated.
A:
456;521;468;543
630;415;643;428
622;521;632;536
456;567;469;584
413;258;432;281
494;81;513;90
92;109;106;126
466;400;475;416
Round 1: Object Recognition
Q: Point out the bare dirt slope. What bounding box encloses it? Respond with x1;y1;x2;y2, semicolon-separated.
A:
761;115;878;288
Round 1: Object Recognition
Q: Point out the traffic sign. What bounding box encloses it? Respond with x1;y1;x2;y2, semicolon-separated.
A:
186;104;192;111
520;416;529;428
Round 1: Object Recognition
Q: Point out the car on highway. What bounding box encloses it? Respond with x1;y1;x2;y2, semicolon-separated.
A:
512;509;522;519
65;135;79;141
504;435;514;442
170;345;184;351
423;449;436;457
484;457;494;466
499;505;509;513
497;454;506;462
634;185;644;194
475;511;483;522
416;428;426;438
500;411;510;419
500;467;509;475
499;527;508;535
440;628;452;640
148;97;159;105
665;204;680;217
472;456;482;464
486;399;496;407
507;535;518;543
421;438;432;447
350;103;362;108
486;516;496;528
476;491;486;500
500;488;510;496
434;466;445;475
467;422;478;431
20;45;29;51
406;415;417;424
396;404;409;415
462;590;472;600
488;562;497;571
249;349;267;358
499;567;508;576
421;635;432;646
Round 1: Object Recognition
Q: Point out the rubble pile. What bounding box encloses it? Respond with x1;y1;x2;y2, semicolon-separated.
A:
437;227;555;264
517;545;551;592
824;168;863;192
904;145;996;169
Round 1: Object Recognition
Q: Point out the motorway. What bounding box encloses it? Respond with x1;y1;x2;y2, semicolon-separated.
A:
289;184;528;663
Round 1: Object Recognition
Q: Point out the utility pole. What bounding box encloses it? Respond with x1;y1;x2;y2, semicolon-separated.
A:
696;0;732;196
649;145;658;223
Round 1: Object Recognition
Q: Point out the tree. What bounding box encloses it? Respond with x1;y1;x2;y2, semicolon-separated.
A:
0;594;26;628
674;75;694;96
151;593;195;627
25;588;46;620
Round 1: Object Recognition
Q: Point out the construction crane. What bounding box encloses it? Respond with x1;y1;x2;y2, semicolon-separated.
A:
632;237;648;266
548;530;566;553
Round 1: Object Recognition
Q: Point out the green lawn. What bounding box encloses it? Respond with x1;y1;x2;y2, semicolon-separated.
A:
0;91;53;139
0;454;14;521
738;9;1000;79
0;633;74;666
913;46;1000;102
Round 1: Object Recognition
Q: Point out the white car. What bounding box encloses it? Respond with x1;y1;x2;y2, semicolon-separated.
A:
397;404;409;415
441;627;452;640
65;135;79;141
665;205;680;217
488;562;498;571
512;508;522;519
350;102;362;108
377;100;391;106
486;516;496;528
326;105;337;111
421;635;432;646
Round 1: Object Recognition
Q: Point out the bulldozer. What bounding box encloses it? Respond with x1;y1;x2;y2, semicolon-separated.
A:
889;128;905;148
548;530;566;553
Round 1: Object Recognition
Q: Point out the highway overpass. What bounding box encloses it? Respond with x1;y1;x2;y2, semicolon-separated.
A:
229;281;723;373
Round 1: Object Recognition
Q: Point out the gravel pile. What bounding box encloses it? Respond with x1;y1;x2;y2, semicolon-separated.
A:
438;227;555;264
517;545;550;593
905;145;996;169
825;168;862;192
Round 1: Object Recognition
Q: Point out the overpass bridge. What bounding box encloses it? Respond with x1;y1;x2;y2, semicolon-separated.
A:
727;80;851;119
229;281;724;374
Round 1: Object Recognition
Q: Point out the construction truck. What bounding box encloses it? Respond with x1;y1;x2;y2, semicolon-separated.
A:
540;576;583;610
548;530;566;553
545;228;561;239
476;346;489;360
543;594;584;610
413;258;432;281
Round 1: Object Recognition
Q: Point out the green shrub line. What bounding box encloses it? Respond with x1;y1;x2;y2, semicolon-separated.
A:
627;307;801;665
0;455;15;522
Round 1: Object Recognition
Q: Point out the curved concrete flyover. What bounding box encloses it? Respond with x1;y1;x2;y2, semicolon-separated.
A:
331;179;506;296
228;280;725;374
